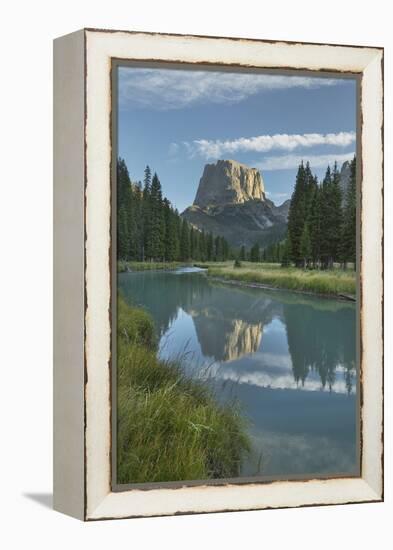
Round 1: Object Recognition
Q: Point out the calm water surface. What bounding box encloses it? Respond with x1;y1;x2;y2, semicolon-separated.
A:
118;267;359;479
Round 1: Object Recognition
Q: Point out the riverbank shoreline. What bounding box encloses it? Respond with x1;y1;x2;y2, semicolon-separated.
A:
207;275;356;302
205;262;356;299
117;296;250;484
118;260;356;301
118;260;192;273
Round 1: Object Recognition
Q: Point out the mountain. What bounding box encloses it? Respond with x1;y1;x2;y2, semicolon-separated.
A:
181;159;289;248
194;159;266;207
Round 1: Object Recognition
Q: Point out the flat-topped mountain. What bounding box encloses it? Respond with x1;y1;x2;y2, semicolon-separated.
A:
182;159;289;248
194;159;265;208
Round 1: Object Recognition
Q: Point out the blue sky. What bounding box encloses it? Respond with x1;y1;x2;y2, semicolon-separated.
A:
118;66;357;212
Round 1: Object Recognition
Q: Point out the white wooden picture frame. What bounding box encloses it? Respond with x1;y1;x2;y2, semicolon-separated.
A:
53;28;383;521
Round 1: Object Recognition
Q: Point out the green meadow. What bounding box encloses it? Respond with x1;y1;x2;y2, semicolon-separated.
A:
206;262;356;297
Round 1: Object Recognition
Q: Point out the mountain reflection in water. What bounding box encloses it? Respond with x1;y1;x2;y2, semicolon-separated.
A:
118;268;358;478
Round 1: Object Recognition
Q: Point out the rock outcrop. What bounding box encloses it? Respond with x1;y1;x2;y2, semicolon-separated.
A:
182;159;289;248
194;159;265;208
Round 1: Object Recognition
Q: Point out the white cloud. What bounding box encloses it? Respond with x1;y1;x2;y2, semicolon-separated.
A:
256;151;356;171
168;142;179;155
119;67;345;110
203;353;355;394
183;132;356;159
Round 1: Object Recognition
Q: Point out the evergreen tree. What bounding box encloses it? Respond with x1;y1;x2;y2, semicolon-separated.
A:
281;238;292;267
180;219;190;261
299;223;311;267
304;163;318;215
193;230;202;262
163;198;178;261
199;230;207;261
174;211;182;261
263;241;285;263
222;237;230;261
117;158;140;260
319;166;332;267
117;158;131;208
287;162;307;265
309;184;322;267
189;227;195;259
141;170;152;261
320;164;343;268
330;162;343;262
285;159;352;270
275;243;281;262
340;156;357;267
143;165;152;188
250;242;260;262
117;205;129;259
207;232;214;261
239;245;246;261
149;173;165;260
214;235;223;261
132;182;143;260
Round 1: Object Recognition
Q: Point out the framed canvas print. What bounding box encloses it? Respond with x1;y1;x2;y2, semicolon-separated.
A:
53;29;384;520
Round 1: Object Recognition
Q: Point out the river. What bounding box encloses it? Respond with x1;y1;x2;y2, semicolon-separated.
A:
118;267;359;480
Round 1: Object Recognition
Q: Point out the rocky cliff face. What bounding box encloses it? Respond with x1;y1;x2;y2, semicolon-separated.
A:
194;159;265;208
182;159;289;248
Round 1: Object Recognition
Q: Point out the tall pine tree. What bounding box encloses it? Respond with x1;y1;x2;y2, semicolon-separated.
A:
287;162;307;266
149;173;165;260
320;164;343;268
180;218;190;261
250;242;260;262
309;184;322;266
340;156;356;267
299;223;312;267
142;166;152;261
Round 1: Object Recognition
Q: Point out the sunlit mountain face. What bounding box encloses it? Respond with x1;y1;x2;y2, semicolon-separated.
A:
119;268;358;478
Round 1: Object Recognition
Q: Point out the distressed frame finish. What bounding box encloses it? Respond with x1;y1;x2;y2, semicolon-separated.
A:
53;28;383;521
110;62;363;491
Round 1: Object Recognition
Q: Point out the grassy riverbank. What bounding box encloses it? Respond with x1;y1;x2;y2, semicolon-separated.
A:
118;260;191;273
207;262;356;297
117;296;250;484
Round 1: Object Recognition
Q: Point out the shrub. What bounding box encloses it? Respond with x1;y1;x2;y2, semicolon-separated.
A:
117;295;156;348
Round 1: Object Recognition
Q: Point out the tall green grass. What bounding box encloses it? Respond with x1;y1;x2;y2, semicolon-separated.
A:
208;264;356;296
117;297;250;484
